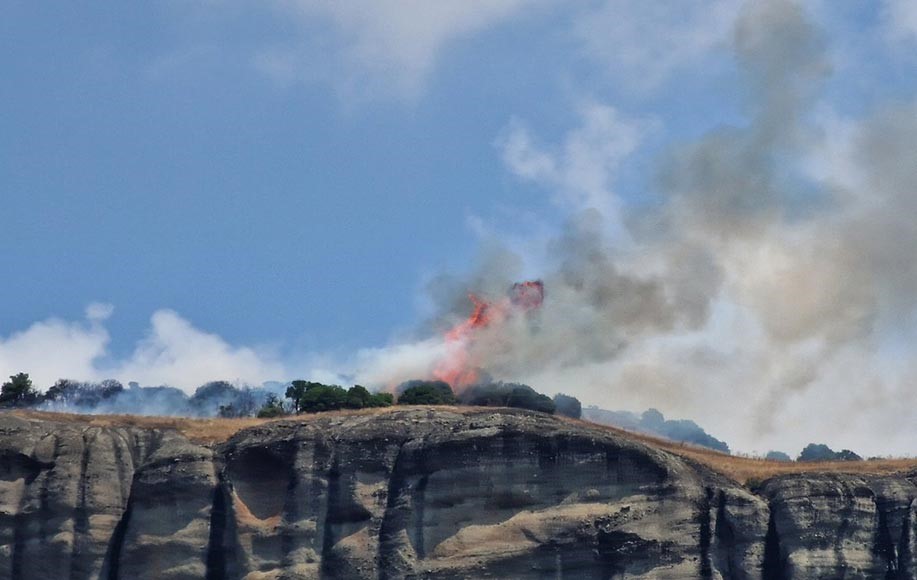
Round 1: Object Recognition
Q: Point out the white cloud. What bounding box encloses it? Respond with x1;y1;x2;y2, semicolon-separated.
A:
167;0;772;102
0;307;285;393
85;302;115;323
497;100;652;237
115;309;285;390
572;0;743;90
883;0;917;42
0;312;110;390
256;0;540;99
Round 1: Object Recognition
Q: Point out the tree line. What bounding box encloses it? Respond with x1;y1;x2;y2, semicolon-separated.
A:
0;373;582;419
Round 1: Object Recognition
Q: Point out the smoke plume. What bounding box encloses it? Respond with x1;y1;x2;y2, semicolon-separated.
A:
349;0;917;456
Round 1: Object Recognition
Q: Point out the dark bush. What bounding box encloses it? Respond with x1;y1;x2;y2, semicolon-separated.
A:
462;382;555;414
188;381;262;417
641;408;665;429
797;443;832;461
553;393;582;418
190;381;241;416
44;379;124;408
506;385;555;414
369;392;394;407
834;449;863;461
346;385;373;409
344;385;393;409
396;380;456;405
284;381;393;414
798;443;862;462
462;382;507;407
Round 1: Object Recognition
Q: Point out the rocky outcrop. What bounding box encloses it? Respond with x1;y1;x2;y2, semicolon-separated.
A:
0;408;915;579
0;414;214;580
760;474;917;578
214;410;766;579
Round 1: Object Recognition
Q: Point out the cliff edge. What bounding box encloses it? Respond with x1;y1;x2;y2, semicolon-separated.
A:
0;408;915;579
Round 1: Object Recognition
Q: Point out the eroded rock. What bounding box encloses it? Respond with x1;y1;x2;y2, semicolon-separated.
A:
1;409;915;579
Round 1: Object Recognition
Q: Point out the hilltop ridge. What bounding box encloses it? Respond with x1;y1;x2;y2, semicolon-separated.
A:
2;407;917;578
7;406;915;485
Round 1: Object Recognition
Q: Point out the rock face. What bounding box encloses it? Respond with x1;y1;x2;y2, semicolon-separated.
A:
761;474;917;578
0;408;915;579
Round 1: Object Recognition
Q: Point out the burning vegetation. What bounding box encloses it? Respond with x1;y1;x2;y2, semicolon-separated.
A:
0;281;555;420
433;280;544;389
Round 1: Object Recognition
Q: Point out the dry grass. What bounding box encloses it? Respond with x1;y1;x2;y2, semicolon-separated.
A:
641;438;917;485
565;417;917;485
10;407;917;485
9;409;270;444
7;406;473;445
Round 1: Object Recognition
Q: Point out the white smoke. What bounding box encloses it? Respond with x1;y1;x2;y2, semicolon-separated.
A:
0;306;284;393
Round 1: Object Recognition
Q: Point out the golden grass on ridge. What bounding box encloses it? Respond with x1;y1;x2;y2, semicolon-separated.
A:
9;407;917;485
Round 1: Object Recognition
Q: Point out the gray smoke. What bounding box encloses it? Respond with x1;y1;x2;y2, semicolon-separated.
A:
354;0;917;456
38;379;289;418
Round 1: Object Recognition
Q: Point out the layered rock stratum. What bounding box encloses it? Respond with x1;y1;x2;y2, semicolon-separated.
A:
0;407;915;579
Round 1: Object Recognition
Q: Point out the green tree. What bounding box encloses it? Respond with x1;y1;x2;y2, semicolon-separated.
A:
299;384;348;412
343;385;394;409
345;385;373;409
0;373;39;407
396;380;456;405
368;392;394;408
285;380;349;413
285;380;313;413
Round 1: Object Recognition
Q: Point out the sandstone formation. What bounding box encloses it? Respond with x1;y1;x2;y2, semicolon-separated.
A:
0;408;915;579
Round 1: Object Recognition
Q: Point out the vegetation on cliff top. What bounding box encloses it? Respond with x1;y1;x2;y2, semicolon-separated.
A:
0;370;580;422
583;406;730;453
0;371;876;472
0;373;40;407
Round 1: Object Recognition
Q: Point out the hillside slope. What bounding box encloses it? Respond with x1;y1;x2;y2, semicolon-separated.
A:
0;408;915;579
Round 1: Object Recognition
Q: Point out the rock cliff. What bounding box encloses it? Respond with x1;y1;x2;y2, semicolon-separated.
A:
0;408;915;579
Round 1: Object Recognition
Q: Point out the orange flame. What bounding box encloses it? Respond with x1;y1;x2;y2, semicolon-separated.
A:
433;281;543;390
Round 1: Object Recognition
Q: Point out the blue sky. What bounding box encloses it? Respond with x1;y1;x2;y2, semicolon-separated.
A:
2;0;731;354
3;1;917;454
